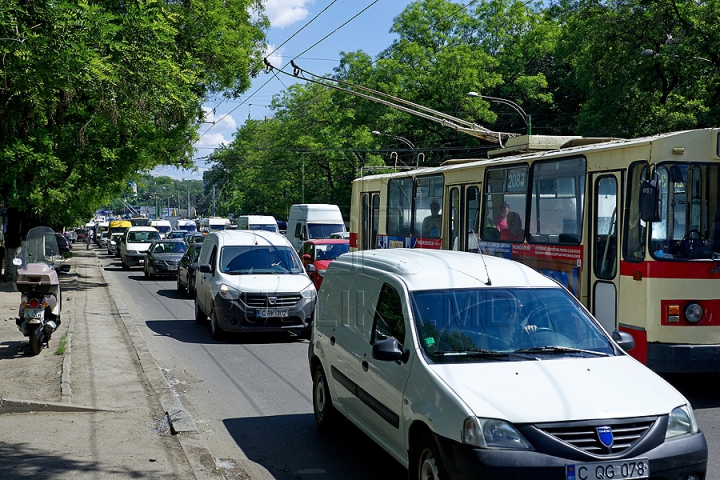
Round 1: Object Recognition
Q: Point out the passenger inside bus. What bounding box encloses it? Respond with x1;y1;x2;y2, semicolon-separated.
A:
494;202;510;231
500;212;525;242
421;201;442;238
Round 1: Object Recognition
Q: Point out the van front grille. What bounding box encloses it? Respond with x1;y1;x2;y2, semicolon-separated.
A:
537;418;655;455
241;294;301;308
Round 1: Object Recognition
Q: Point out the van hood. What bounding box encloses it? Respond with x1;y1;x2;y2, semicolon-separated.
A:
219;272;313;293
429;356;686;423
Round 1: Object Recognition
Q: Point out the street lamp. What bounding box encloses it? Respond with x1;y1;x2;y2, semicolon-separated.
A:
640;48;712;64
467;92;532;135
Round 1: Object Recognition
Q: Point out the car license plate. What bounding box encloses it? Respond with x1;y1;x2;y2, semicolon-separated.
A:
25;307;44;319
257;309;289;318
566;458;649;480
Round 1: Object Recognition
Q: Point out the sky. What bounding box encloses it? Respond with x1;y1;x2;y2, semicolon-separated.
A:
152;0;422;181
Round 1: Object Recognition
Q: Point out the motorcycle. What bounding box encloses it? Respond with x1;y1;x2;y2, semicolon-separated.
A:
12;226;69;355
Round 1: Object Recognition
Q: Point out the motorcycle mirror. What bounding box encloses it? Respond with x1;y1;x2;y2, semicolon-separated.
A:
12;257;22;266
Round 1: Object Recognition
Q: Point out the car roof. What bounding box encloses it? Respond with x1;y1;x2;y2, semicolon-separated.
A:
211;229;292;247
303;239;350;246
331;249;558;291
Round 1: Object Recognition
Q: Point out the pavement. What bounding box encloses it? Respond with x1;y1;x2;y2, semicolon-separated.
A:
0;246;263;479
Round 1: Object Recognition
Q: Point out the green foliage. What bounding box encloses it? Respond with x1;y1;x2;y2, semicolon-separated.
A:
0;0;268;243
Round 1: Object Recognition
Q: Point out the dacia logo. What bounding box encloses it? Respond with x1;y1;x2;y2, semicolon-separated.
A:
268;296;277;305
597;426;614;448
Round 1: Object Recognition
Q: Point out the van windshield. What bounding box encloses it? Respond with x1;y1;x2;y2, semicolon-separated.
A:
307;224;344;239
128;231;161;243
249;224;278;233
220;245;303;274
412;287;614;363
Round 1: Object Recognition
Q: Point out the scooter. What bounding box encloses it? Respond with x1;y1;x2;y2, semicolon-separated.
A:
13;226;67;355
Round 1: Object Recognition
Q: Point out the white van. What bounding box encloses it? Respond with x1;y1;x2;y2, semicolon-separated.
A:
236;215;279;233
309;249;707;478
174;218;197;233
199;217;230;233
194;230;316;339
287;204;345;250
119;226;160;269
150;219;172;238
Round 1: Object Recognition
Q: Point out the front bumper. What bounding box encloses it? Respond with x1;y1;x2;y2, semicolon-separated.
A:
213;294;315;333
437;430;707;480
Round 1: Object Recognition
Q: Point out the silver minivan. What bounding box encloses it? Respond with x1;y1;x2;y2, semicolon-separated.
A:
194;230;316;339
308;249;707;479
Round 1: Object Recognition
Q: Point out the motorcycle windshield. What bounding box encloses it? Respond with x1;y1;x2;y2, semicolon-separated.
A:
23;226;60;266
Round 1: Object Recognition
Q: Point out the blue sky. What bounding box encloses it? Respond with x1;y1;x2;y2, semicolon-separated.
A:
153;0;426;180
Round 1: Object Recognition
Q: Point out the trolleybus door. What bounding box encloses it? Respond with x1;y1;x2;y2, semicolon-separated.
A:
446;184;482;252
589;171;623;334
361;192;380;250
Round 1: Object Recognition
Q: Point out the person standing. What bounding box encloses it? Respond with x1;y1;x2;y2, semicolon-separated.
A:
85;230;91;250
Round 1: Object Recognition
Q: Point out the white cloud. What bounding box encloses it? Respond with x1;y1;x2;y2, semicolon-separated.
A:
264;43;284;70
264;0;314;29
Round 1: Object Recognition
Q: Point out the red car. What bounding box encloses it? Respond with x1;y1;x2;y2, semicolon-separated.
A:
299;239;350;289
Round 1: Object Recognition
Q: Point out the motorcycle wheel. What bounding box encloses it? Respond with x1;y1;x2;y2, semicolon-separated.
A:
30;325;44;355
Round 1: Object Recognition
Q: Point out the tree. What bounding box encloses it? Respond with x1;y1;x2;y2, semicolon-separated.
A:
0;0;268;250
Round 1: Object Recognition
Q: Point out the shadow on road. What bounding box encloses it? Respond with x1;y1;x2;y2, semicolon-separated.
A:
144;320;304;345
223;414;406;480
0;340;32;360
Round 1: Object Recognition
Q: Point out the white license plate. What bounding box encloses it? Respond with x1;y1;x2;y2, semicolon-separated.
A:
566;458;649;480
257;309;289;318
25;307;44;319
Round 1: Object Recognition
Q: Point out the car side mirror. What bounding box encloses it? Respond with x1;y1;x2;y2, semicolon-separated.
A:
612;330;635;352
372;338;409;363
305;264;316;274
198;264;212;274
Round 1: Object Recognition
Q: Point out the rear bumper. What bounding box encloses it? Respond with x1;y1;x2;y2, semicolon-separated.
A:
647;343;720;373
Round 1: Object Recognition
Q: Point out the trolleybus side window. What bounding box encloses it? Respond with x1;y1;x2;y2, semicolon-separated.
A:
528;157;586;244
623;161;649;261
482;166;529;242
594;175;618;279
387;177;413;237
415;175;444;239
466;186;481;251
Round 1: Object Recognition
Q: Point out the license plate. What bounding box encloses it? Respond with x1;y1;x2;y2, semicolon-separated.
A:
25;307;44;319
566;458;649;480
257;309;289;318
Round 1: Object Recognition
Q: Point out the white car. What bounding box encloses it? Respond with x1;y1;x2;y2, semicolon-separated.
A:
194;230;316;339
119;226;160;270
308;249;707;479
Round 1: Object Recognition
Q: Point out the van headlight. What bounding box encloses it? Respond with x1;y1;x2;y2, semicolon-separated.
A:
301;284;317;299
463;417;533;450
665;404;699;440
218;284;240;300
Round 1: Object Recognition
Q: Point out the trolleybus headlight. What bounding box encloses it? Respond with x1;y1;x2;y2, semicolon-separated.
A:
684;303;703;323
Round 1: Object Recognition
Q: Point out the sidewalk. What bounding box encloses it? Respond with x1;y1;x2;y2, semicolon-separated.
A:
0;248;226;479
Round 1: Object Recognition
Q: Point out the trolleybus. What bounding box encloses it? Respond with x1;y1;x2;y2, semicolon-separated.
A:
350;128;720;373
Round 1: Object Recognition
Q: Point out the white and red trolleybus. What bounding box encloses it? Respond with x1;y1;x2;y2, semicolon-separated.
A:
350;128;720;373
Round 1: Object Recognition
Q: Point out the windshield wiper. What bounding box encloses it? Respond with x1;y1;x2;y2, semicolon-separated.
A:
430;348;523;359
513;346;608;356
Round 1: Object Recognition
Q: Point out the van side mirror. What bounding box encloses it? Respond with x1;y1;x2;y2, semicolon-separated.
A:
372;338;409;363
198;264;212;274
305;264;316;274
612;330;635;351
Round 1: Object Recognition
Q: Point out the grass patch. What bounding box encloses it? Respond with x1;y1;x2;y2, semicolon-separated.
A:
54;332;69;355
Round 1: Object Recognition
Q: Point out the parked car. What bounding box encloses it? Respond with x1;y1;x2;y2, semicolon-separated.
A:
194;230;316;340
119;226;161;270
64;230;78;243
308;249;707;479
143;239;188;279
98;231;109;248
108;232;123;256
299;239;350;289
177;242;201;296
75;228;86;242
54;233;72;255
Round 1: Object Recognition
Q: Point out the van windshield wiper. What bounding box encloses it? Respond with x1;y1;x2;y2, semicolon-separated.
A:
430;348;527;359
513;346;609;356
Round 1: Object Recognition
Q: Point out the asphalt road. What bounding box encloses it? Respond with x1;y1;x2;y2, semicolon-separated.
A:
97;250;720;479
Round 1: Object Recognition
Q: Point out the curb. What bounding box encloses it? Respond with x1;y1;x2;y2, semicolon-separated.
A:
94;251;226;480
0;397;116;414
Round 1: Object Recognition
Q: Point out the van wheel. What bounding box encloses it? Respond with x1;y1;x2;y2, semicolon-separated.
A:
210;310;224;340
313;367;339;430
195;300;207;324
414;434;446;480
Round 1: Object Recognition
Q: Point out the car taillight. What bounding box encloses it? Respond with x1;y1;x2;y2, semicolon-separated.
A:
28;298;41;309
